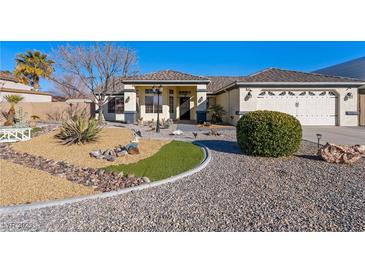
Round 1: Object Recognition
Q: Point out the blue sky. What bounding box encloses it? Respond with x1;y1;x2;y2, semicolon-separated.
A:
1;41;365;92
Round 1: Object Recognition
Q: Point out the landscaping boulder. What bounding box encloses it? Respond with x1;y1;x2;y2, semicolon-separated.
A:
207;129;224;136
171;130;183;135
105;155;116;162
89;149;104;159
128;147;140;155
319;143;365;164
116;150;128;157
90;150;102;158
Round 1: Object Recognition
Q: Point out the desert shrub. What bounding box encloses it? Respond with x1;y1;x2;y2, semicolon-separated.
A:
163;118;173;129
236;110;302;157
208;104;226;124
56;115;102;145
3;95;23;126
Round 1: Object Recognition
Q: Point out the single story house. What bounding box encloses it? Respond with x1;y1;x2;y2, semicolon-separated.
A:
101;68;365;126
0;73;52;103
314;57;365;126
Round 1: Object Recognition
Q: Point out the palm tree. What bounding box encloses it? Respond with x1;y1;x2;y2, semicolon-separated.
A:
14;50;55;90
3;95;24;126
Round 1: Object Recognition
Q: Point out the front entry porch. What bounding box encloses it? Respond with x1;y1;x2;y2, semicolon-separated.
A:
102;70;210;124
133;84;208;124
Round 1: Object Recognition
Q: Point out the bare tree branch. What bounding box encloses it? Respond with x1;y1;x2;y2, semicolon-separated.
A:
52;42;138;123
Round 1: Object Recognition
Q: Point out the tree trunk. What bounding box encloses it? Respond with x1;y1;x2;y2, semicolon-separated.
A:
4;106;15;126
97;100;105;125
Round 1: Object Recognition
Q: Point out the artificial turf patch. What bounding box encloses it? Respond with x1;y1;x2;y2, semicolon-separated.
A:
104;140;204;181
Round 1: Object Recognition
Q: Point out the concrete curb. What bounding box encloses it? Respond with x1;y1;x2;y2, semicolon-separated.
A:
0;142;211;214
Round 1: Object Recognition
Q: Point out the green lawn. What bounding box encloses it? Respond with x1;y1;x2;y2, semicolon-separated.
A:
104;140;205;181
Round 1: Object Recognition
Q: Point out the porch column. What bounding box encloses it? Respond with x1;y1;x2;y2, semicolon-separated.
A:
196;84;208;123
124;84;137;124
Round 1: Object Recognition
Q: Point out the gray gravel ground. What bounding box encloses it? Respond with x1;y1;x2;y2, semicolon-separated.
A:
1;130;364;232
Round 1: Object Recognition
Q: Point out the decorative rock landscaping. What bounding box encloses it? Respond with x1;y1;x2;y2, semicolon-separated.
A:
0;143;147;193
11;127;169;168
1;128;364;232
90;143;140;162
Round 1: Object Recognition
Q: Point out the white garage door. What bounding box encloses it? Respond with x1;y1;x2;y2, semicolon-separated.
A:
257;90;337;125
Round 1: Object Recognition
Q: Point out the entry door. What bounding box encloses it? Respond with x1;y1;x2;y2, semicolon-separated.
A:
179;97;190;120
360;94;365;126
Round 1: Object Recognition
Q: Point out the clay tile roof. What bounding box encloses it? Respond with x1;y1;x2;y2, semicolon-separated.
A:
0;72;18;82
124;70;210;82
240;68;364;83
206;76;247;93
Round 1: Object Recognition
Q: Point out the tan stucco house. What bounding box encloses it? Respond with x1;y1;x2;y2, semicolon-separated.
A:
101;68;365;126
0;73;52;103
101;70;210;124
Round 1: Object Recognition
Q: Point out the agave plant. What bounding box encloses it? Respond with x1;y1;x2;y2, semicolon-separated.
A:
56;115;102;145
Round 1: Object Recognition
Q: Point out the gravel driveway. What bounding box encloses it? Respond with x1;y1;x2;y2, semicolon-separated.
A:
1;131;364;231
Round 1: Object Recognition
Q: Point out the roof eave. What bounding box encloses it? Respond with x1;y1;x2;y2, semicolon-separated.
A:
235;81;365;86
122;79;210;84
213;81;365;94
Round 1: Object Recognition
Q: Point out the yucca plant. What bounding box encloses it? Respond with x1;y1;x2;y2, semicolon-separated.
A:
4;95;24;126
56;115;102;145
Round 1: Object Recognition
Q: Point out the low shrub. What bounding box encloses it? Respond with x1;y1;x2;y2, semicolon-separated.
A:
56;115;102;145
208;104;226;124
236;110;302;157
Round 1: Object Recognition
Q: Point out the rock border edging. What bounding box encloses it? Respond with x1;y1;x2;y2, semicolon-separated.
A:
0;142;211;214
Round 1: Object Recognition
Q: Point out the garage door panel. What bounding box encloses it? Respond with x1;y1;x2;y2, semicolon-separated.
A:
256;90;337;126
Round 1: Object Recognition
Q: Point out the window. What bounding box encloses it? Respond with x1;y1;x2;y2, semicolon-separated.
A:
179;91;191;96
108;97;124;113
145;95;162;113
145;89;156;94
319;91;326;96
259;91;266;96
279;91;286;96
308;91;315;96
268;91;275;96
299;91;306;96
207;96;216;109
288;91;295;96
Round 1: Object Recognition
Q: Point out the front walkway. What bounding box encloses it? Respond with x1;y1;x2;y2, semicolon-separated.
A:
1;131;364;232
302;126;365;145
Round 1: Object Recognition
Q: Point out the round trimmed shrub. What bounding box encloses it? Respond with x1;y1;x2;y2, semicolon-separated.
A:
236;110;302;157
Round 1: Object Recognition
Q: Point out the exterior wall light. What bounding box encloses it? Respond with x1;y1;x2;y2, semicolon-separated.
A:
245;91;252;101
345;92;353;100
198;96;203;103
125;96;130;103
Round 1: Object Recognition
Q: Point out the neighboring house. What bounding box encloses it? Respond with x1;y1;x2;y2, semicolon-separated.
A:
314;57;365;125
0;73;52;103
101;68;365;126
314;56;365;80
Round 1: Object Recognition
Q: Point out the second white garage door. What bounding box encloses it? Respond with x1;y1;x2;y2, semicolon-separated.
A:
256;90;337;125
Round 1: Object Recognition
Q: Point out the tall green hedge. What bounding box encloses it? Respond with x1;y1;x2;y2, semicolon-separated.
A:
236;111;302;157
